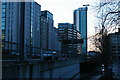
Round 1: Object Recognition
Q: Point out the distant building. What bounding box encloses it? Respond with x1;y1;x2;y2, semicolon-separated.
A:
41;12;48;51
58;23;82;58
76;30;82;55
74;7;88;54
41;10;53;51
108;29;120;63
41;11;61;54
2;2;41;60
54;27;61;54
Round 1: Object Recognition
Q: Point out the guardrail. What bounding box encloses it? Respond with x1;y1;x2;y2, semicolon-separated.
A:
2;41;84;62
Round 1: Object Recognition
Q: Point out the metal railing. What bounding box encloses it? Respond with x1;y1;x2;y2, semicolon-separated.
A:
2;41;83;62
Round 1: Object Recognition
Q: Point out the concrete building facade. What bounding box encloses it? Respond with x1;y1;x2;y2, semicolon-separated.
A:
58;23;81;58
108;29;120;63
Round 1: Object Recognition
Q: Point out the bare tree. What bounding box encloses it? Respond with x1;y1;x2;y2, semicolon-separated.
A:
95;0;120;33
91;0;120;75
89;33;102;53
90;0;120;52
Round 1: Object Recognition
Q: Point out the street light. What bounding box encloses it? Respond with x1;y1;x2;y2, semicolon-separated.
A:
83;4;90;6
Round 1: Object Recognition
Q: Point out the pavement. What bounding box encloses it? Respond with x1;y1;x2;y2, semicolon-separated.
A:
77;63;120;80
79;72;102;80
80;74;102;80
86;74;102;80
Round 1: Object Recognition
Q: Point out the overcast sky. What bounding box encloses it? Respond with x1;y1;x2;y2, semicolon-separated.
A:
36;0;99;36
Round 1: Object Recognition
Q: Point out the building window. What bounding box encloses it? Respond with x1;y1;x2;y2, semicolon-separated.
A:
2;26;5;30
2;5;6;8
2;13;6;17
2;18;5;22
2;23;5;26
2;8;6;12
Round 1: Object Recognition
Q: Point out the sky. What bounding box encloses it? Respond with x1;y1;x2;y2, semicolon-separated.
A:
36;0;99;36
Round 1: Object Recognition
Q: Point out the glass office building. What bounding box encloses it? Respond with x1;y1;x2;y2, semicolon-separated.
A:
2;1;41;60
41;11;53;51
41;11;61;53
74;7;88;54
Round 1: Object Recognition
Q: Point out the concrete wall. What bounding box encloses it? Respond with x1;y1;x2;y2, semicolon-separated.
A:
2;60;80;79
